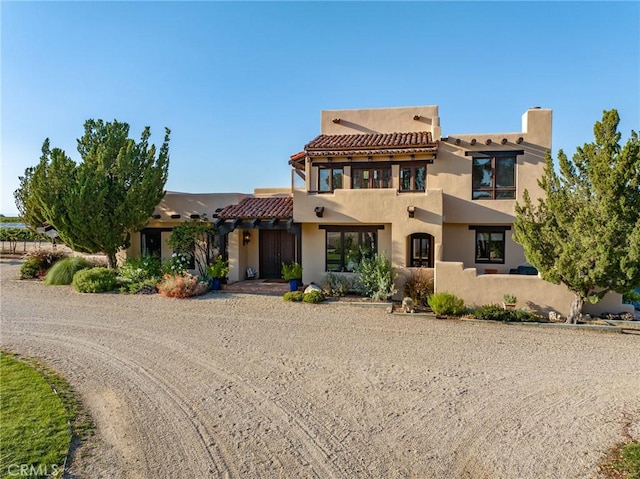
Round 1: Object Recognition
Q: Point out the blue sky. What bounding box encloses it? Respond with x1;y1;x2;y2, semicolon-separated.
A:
2;1;639;215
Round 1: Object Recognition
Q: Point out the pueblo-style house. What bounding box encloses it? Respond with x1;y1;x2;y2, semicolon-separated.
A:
127;105;631;317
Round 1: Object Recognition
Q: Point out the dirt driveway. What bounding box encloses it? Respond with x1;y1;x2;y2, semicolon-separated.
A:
1;261;639;478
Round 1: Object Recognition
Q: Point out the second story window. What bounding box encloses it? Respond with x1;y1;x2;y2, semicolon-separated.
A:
472;154;516;199
318;167;343;192
352;167;391;189
399;165;426;192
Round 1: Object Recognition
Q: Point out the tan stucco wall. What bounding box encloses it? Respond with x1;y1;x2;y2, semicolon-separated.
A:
321;105;441;139
434;261;633;317
442;224;527;273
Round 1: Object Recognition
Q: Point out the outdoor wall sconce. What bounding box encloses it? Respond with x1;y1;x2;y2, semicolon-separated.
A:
485;139;492;145
314;206;325;218
516;137;524;144
413;115;421;121
501;138;508;145
242;230;251;245
407;206;416;218
170;214;181;219
470;138;477;146
332;118;341;124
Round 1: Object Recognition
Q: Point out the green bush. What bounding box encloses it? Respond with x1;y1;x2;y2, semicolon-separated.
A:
427;292;466;316
303;291;325;303
72;267;118;293
19;249;68;279
283;291;304;302
119;255;162;283
281;261;303;280
120;278;159;295
355;252;397;301
44;257;92;285
321;272;350;297
157;273;208;298
472;304;542;322
403;269;434;306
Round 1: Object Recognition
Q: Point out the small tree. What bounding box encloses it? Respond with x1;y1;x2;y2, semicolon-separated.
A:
166;219;218;277
514;110;640;323
14;120;170;268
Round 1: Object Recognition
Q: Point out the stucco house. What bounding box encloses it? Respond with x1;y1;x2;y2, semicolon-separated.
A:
128;105;631;317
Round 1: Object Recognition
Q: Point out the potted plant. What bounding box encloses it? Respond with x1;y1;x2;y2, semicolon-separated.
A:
502;294;517;310
282;261;303;292
207;256;230;290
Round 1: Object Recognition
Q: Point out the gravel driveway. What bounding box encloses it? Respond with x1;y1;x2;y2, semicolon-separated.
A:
1;260;639;479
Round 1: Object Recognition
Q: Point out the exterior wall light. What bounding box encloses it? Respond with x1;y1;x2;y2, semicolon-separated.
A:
407;206;416;218
242;230;251;245
314;206;325;218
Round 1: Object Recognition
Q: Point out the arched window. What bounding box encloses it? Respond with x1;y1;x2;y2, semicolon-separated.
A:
409;233;433;267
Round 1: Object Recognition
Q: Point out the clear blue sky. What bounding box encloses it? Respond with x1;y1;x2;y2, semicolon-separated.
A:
2;1;638;216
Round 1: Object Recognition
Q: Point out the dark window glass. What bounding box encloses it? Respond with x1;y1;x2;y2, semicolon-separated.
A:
318;167;343;192
472;156;516;199
325;229;378;272
409;233;433;267
475;231;505;263
415;166;426;191
399;165;427;192
352;167;391;189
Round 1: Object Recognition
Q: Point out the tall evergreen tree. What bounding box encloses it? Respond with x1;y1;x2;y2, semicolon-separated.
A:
15;120;170;268
514;110;640;323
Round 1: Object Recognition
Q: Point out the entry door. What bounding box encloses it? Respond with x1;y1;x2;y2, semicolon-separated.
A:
259;230;295;279
142;230;162;258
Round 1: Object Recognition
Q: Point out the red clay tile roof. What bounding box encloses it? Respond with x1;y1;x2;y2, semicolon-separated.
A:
219;196;293;219
304;131;437;157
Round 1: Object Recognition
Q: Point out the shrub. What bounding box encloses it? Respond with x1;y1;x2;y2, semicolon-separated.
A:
120;278;159;295
157;273;208;299
472;304;542;322
44;257;92;285
162;253;191;275
281;261;303;280
427;292;466;316
283;291;304;302
208;256;230;279
403;270;434;306
321;272;350;297
355;252;397;301
119;255;162;283
303;291;325;303
19;249;67;279
72;267;118;293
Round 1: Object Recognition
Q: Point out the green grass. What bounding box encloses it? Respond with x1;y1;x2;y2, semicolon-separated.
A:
617;442;640;478
0;352;90;478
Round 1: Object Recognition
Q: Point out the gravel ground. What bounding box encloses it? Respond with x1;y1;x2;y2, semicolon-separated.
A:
1;258;639;479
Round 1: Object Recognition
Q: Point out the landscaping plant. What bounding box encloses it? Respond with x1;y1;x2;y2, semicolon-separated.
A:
427;292;465;316
472;304;541;322
514;109;640;324
355;252;397;301
119;255;162;283
208;256;231;279
72;267;118;293
303;291;325;303
321;272;350;297
403;269;434;307
281;261;303;280
14;119;170;268
19;249;67;279
283;291;304;302
44;256;92;285
157;273;208;298
163;252;191;275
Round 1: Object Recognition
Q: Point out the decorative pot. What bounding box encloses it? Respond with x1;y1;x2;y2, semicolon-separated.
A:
288;279;299;292
212;278;221;291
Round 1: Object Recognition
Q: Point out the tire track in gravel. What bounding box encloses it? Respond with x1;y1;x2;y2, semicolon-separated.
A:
4;329;237;478
5;319;354;478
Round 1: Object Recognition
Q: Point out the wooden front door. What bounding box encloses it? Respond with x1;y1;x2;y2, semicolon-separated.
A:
259;230;295;279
